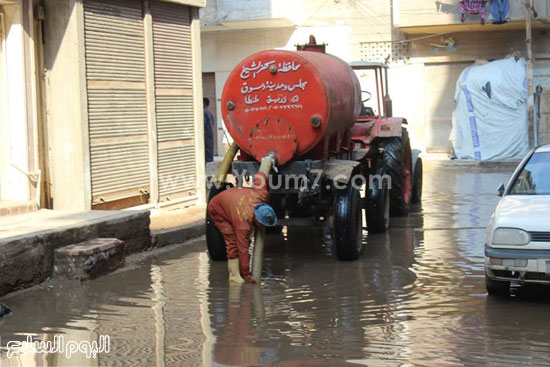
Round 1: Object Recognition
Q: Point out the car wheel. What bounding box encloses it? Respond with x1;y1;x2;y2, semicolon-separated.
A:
485;272;510;296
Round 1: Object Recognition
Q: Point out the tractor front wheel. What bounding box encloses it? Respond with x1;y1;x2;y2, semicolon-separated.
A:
366;172;390;233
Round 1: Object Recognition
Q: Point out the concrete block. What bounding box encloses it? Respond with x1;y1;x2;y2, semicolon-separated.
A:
98;211;152;255
54;238;125;281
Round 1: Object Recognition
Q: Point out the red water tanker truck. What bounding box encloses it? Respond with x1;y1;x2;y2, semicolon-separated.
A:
206;46;422;261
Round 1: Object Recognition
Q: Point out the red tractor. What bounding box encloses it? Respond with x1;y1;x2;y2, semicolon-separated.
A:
206;45;422;261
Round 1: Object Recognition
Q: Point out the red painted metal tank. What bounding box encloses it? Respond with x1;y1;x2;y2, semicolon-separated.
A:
221;50;361;165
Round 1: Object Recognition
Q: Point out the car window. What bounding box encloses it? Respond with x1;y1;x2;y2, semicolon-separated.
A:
508;152;550;195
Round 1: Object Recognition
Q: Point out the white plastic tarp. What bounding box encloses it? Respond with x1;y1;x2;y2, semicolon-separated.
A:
451;58;529;160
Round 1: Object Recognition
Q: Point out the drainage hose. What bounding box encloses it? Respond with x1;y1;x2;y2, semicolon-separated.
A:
251;155;275;282
214;142;239;184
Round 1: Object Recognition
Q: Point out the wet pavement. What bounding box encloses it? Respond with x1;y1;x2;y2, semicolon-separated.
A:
2;164;550;366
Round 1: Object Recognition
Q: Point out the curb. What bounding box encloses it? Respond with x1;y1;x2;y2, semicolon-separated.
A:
423;159;520;170
0;210;152;297
151;220;205;248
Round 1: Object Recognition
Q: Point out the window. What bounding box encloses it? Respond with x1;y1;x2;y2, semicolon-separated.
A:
509;152;550;195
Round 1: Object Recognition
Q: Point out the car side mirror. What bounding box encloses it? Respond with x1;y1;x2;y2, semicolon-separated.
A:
497;183;505;197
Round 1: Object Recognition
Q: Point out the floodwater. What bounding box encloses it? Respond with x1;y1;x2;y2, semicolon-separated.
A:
2;164;550;366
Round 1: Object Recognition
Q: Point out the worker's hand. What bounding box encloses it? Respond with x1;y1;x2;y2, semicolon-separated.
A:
244;275;257;284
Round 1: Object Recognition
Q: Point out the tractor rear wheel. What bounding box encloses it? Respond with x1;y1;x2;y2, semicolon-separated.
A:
334;183;363;261
205;183;233;261
366;171;390;233
377;130;413;217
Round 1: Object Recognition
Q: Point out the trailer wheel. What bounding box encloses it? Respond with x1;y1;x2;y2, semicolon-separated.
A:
366;172;390;233
205;183;233;261
334;183;363;261
377;130;413;216
411;156;423;204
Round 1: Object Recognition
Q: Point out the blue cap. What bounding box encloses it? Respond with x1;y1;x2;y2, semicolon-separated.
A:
253;203;277;227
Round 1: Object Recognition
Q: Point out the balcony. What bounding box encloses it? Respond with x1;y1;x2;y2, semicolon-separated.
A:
394;0;550;34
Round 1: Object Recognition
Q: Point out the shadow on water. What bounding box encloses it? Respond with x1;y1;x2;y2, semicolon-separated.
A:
1;166;550;366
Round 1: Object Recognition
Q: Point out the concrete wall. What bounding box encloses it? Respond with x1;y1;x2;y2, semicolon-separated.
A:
43;0;90;210
202;0;394;57
397;0;549;27
0;1;36;203
202;0;271;21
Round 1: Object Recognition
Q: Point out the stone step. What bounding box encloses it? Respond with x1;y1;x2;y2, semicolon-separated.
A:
54;238;125;281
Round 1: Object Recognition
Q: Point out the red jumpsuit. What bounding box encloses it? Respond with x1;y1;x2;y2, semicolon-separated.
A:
208;172;269;276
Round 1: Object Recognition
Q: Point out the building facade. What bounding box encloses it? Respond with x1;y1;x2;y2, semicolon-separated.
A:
200;0;550;154
0;0;40;214
394;0;550;151
0;0;207;214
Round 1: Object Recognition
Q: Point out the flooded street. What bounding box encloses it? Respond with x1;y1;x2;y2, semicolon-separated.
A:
2;164;550;366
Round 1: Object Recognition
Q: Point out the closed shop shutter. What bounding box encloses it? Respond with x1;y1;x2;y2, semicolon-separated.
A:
202;72;217;155
84;0;150;205
151;0;196;201
423;62;472;153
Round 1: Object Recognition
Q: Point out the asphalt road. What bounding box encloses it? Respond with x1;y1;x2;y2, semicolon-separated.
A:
2;164;550;366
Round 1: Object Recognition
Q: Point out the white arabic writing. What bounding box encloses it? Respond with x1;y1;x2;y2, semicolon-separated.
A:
240;60;275;80
240;60;302;80
240;79;308;95
266;95;288;104
244;104;304;113
244;95;259;105
277;61;301;74
6;335;111;359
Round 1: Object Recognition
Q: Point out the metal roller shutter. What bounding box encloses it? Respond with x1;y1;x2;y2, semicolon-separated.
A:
84;0;150;205
151;0;195;201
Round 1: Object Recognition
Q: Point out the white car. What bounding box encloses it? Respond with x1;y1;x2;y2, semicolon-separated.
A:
485;144;550;296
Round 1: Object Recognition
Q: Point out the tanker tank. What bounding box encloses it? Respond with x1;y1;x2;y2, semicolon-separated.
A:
221;50;362;165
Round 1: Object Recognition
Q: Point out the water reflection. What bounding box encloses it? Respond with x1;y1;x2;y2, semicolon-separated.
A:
1;165;550;366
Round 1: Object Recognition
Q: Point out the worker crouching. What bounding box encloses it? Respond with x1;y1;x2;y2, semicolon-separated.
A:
208;172;277;284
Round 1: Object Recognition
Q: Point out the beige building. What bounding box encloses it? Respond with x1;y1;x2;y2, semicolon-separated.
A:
0;0;40;213
200;0;550;154
1;0;207;214
395;0;550;151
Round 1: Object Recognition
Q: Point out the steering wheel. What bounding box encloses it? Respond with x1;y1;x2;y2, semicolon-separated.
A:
361;90;372;103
